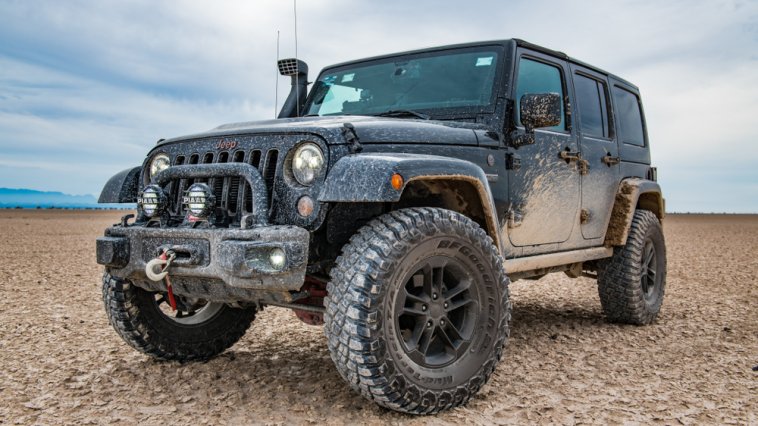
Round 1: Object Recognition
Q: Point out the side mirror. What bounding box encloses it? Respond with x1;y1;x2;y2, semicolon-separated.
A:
512;92;562;147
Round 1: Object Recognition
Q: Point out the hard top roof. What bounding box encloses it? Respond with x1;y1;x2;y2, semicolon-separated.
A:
319;38;637;91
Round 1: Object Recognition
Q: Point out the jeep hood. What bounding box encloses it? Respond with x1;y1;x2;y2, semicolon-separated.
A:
158;116;488;147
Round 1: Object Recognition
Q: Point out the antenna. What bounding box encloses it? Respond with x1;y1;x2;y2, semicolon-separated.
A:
294;0;299;117
275;30;280;118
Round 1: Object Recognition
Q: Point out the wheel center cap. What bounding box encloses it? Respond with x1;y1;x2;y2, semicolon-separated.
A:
429;301;445;319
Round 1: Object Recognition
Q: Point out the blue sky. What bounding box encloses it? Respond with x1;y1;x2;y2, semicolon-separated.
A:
0;0;756;212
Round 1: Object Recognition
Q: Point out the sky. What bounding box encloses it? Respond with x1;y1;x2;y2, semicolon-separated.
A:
0;0;756;212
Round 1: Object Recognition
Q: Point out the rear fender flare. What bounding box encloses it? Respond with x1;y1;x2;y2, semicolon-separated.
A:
605;178;665;246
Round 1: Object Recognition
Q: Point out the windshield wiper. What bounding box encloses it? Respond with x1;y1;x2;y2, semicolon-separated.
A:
373;110;430;120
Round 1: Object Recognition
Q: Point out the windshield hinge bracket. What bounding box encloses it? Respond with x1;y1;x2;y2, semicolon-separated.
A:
342;122;363;154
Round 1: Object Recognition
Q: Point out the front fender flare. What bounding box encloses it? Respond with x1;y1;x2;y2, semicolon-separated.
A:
318;153;502;252
98;167;141;203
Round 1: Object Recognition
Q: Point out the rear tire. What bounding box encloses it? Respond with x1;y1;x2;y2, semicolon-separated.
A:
102;273;256;361
324;208;511;414
598;210;667;325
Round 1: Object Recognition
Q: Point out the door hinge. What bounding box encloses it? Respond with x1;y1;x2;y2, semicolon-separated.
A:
507;209;523;228
506;153;521;170
578;158;589;175
580;208;591;224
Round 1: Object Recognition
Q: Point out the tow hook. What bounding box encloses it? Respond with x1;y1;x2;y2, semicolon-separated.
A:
145;249;178;311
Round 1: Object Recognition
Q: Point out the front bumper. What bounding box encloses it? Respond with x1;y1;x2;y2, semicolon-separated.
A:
97;225;309;297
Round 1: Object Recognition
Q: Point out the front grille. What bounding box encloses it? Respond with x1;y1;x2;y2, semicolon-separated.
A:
166;148;280;221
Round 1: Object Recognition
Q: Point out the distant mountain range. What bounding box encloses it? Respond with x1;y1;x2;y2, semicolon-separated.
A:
0;188;133;209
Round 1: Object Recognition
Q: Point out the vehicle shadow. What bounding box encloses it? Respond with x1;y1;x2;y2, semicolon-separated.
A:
104;300;620;421
511;300;608;333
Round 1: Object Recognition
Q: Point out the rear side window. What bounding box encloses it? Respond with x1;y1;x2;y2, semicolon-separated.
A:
613;86;645;146
573;73;609;138
515;58;565;132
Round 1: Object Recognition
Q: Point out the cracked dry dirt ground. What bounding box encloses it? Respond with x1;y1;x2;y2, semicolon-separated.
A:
0;210;755;425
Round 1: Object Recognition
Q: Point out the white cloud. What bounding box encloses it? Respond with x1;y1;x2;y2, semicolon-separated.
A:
0;56;271;195
0;0;756;211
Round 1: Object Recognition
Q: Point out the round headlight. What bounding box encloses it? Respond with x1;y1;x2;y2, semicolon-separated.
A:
183;183;215;218
291;143;324;186
138;185;166;217
149;153;171;178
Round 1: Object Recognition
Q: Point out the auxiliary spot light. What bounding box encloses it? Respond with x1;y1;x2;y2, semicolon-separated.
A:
138;184;166;217
183;183;215;218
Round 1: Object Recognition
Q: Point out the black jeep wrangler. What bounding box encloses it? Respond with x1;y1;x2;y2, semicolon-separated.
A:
97;39;666;414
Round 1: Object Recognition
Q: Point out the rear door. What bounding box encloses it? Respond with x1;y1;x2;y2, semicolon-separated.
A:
507;50;580;247
569;65;620;239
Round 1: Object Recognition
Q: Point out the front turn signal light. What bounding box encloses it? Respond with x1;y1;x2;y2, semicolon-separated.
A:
391;173;404;191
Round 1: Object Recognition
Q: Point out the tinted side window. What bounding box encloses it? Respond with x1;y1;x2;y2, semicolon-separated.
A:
613;86;645;146
515;58;565;131
573;74;609;138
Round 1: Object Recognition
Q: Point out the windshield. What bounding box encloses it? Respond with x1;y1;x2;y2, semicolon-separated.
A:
305;48;500;117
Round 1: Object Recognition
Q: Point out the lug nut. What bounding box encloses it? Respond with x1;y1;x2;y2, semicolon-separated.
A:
421;305;427;311
426;320;432;328
432;293;438;300
443;302;449;309
440;319;446;326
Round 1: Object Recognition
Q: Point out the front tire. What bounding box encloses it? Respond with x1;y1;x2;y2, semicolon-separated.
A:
598;209;667;325
102;273;256;361
324;208;511;414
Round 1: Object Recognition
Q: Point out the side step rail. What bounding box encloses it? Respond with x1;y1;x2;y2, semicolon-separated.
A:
505;247;612;279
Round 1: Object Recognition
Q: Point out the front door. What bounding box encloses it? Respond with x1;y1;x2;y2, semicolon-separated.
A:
507;51;580;248
569;66;621;240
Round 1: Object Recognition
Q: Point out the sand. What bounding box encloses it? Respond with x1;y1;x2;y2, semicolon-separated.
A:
0;210;755;424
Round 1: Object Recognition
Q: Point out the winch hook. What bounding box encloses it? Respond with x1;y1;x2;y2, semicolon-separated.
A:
145;249;175;282
145;249;178;311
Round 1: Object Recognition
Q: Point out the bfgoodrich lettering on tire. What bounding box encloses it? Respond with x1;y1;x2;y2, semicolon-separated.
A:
598;209;667;325
324;207;511;414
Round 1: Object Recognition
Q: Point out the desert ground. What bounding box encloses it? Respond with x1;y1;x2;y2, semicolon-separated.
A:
0;210;755;425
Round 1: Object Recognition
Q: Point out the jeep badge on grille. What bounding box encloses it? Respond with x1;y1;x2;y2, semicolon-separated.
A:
216;139;238;150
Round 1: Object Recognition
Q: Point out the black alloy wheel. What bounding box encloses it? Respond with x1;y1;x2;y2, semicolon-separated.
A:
395;257;479;368
640;239;660;303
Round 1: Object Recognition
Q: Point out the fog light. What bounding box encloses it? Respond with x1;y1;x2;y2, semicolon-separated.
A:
297;196;314;217
138;185;166;217
183;183;215;218
269;248;286;270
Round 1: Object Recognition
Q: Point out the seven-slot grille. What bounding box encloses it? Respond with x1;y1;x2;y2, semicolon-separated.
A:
166;148;279;221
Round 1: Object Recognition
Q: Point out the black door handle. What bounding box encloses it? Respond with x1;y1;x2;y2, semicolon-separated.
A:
602;154;620;166
559;149;582;162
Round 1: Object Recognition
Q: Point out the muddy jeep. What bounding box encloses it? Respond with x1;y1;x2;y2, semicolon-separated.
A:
97;39;666;414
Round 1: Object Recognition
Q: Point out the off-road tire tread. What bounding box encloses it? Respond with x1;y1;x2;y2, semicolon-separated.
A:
597;209;666;325
102;273;255;361
324;207;511;414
